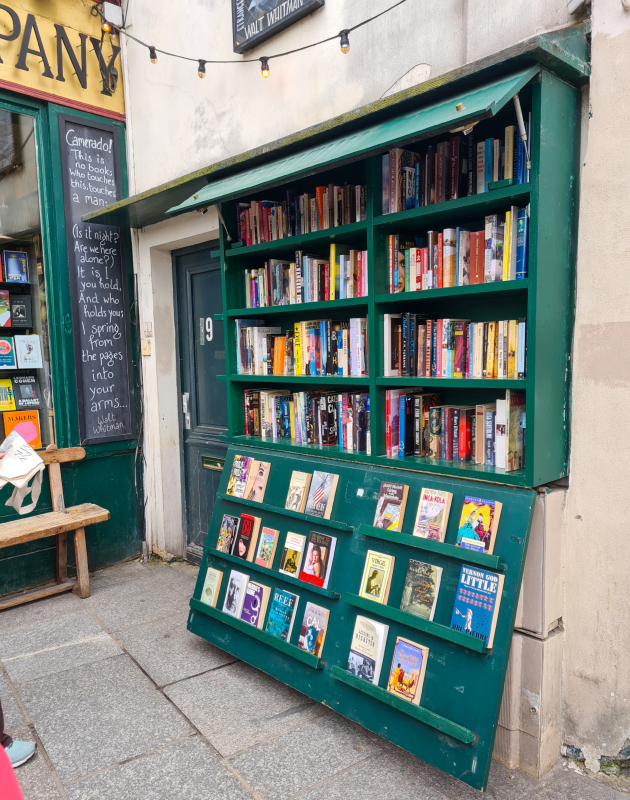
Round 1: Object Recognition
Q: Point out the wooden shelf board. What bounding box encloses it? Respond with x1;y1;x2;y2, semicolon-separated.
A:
189;597;325;669
225;221;368;261
228;297;368;318
344;592;489;653
357;524;505;571
222;435;374;465
375;377;526;388
216;492;353;532
375;455;529;486
330;666;476;744
374;279;529;304
230;374;370;386
205;546;341;599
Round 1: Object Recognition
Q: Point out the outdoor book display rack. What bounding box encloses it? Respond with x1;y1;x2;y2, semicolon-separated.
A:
186;62;581;791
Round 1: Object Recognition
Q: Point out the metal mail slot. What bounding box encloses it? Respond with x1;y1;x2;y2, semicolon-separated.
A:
202;456;224;472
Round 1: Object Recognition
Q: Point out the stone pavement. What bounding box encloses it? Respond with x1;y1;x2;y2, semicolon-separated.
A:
0;559;625;800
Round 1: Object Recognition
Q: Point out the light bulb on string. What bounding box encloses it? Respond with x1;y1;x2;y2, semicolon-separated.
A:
102;20;112;33
339;30;350;54
198;60;206;78
260;57;270;78
149;46;158;64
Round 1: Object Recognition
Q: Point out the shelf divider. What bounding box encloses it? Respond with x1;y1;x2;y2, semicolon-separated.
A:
228;297;368;318
374;278;528;304
205;546;341;599
189;598;325;669
330;666;475;743
217;492;354;532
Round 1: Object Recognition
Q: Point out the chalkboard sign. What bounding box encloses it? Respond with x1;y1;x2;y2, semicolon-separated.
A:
58;114;136;445
232;0;324;53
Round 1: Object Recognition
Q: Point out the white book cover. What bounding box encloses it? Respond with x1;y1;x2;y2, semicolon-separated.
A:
15;335;42;369
495;398;507;469
347;615;389;685
222;570;249;618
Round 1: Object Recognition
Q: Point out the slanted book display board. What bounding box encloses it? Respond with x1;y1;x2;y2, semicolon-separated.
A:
187;66;579;792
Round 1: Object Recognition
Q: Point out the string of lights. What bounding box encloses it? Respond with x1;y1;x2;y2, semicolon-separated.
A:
96;0;410;78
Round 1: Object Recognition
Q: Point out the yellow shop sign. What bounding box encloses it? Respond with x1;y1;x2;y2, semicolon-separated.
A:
0;0;124;119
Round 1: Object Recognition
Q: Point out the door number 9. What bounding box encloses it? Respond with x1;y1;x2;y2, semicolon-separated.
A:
200;317;213;343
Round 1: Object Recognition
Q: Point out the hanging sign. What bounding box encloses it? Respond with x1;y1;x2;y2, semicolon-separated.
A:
232;0;325;54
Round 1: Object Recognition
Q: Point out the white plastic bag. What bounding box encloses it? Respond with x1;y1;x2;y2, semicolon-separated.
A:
0;431;45;515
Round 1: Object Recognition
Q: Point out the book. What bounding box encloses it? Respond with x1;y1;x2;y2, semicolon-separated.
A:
304;470;338;519
450;564;504;648
387;636;430;705
254;526;279;568
506;389;526;471
239;581;271;629
14;335;42;370
412;488;452;541
299;531;336;589
231;513;261;561
216;514;240;553
226;454;253;497
278;531;306;577
0;337;16;369
200;567;222;607
297;601;330;657
3;410;40;448
285;471;312;512
372;481;409;531
2;251;29;283
359;550;395;604
222;570;249;618
243;460;270;502
346;615;389;684
0;291;9;326
0;378;15;412
264;588;299;641
12;374;42;410
400;560;442;621
495;398;507;470
9;294;31;327
456;496;503;554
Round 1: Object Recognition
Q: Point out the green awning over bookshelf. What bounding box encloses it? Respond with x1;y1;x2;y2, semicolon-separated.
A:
167;65;539;216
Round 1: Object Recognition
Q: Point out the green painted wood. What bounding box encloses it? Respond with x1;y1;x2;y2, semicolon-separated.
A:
189;444;536;791
376;455;527;486
224;435;376;465
230;375;370;386
357;524;505;571
374;279;528;304
376;377;525;389
205;546;341;599
189;597;325;668
228;297;368;318
225;221;368;261
345;592;488;653
330;666;476;744
216;492;354;531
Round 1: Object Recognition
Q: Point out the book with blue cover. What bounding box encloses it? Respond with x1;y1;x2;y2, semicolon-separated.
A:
450;564;504;648
264;588;299;642
2;251;29;283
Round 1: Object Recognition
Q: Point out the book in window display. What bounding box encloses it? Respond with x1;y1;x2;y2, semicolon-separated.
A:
0;337;15;369
3;410;40;448
12;375;42;411
0;291;9;326
0;378;14;412
346;615;388;685
297;601;329;657
9;294;31;328
387;637;430;706
2;251;28;283
15;335;42;369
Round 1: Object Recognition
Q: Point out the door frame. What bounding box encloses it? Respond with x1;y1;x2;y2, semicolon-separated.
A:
172;240;224;558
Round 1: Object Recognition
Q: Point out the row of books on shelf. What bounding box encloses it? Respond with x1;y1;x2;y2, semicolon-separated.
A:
385;388;525;470
244;389;370;452
0;291;32;327
388;209;528;293
236;184;367;246
384;315;527;379
382;120;530;214
235;318;368;377
243;246;368;308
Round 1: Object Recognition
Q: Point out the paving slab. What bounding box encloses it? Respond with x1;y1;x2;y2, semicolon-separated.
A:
0;671;25;728
228;713;382;800
298;749;448;800
64;735;256;800
19;653;194;783
422;757;545;800
0;610;122;685
116;609;236;687
89;561;153;589
82;574;188;632
9;724;65;800
165;661;325;757
148;564;199;596
0;591;82;630
536;762;629;800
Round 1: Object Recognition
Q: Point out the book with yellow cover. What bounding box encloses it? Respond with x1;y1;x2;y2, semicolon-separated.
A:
0;378;15;412
358;550;395;604
387;636;430;705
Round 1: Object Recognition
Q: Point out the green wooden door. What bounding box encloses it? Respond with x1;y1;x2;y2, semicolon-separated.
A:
175;244;227;559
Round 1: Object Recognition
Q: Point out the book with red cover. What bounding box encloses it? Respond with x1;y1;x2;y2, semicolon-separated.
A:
458;408;473;461
470;231;484;284
315;186;326;231
299;531;336;589
443;407;454;461
231;513;261;561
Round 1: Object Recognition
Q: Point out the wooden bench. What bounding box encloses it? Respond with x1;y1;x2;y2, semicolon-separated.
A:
0;445;110;611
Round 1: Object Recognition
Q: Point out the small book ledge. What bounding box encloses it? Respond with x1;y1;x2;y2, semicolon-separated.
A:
217;492;354;532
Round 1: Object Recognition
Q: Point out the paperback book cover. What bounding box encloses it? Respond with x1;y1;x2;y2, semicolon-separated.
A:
264;588;299;641
299;531;336;589
450;564;504;648
285;471;312;513
400;560;442;621
254;527;279;569
278;532;306;577
9;294;32;328
2;251;29;283
304;471;339;519
231;513;261;561
243;460;271;503
200;567;222;607
346;615;389;684
226;454;253;498
456;496;503;554
297;601;330;657
0;378;15;412
216;514;239;554
222;570;249;618
14;335;42;369
3;410;40;448
387;636;430;705
412;489;453;541
0;337;16;369
12;375;42;410
0;291;9;326
239;581;271;629
359;550;395;604
372;482;409;531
